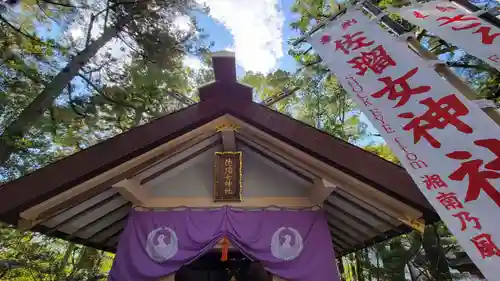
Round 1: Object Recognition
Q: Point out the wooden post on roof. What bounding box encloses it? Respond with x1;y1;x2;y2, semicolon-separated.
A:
212;50;237;82
217;124;238;151
308;178;337;205
113;179;150;205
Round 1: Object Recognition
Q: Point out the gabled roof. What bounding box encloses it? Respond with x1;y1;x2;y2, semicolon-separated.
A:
0;53;437;255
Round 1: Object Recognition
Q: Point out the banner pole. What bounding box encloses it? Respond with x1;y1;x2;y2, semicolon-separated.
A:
450;0;500;28
361;0;500;125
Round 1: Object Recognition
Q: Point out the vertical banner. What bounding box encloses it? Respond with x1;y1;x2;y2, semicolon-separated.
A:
398;0;500;71
309;8;500;280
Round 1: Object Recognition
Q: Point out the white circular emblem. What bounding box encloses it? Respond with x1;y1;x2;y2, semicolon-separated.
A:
271;227;304;261
145;226;178;262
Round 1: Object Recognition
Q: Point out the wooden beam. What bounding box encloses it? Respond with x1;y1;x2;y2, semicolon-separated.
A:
134;134;220;183
327;195;393;232
330;233;351;250
328;227;356;248
45;194;123;235
141;196;314;208
233;123;423;220
334;189;402;227
18;116;230;224
89;217;128;243
75;205;130;239
323;204;379;237
326;216;370;241
328;222;363;245
113;179;150;205
308;178;336;205
398;216;425;234
221;129;236;151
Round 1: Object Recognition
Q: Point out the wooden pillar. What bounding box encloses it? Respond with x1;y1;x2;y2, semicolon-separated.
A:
158;274;175;281
337;258;345;275
272;275;286;281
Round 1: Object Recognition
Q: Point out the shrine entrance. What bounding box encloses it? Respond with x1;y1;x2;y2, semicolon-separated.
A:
174;251;271;281
0;51;440;281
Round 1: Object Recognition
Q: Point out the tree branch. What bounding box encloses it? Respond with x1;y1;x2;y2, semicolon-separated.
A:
77;72;137;109
104;0;111;28
302;46;312;55
302;58;321;68
117;34;140;54
447;62;493;73
0;14;68;51
415;29;427;41
1;44;47;85
40;0;91;9
67;83;87;118
82;60;113;74
85;14;96;47
116;34;159;65
36;2;60;23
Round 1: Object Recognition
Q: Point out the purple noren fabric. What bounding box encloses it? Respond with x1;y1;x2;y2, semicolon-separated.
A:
108;207;341;281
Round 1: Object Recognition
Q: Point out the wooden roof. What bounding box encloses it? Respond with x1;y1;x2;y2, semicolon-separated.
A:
0;53;438;255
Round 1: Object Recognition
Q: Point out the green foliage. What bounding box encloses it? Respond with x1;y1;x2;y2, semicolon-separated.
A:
338;222;472;281
0;224;113;280
0;0;212;179
288;1;495;280
363;143;400;165
241;70;362;142
0;0;494;279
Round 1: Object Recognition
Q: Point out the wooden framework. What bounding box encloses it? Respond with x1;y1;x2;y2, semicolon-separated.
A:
0;52;438;256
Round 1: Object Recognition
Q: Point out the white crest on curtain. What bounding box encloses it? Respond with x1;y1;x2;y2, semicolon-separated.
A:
145;227;179;262
271;227;304;260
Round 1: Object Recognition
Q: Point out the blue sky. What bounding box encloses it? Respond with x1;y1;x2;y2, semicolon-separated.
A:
22;0;500;147
26;0;382;145
182;0;303;75
184;0;381;145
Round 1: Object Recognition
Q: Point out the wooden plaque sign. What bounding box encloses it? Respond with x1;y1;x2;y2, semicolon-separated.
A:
214;151;242;202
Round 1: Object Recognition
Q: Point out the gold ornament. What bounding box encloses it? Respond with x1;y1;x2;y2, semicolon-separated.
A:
216;124;240;132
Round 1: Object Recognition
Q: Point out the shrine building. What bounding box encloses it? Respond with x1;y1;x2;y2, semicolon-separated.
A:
0;52;438;281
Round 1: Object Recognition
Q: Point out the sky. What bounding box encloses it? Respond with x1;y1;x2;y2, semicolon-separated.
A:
181;0;302;75
178;0;382;145
21;0;381;145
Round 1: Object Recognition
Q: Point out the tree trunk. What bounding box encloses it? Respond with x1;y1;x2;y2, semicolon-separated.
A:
355;251;364;281
423;224;453;281
407;261;418;281
55;242;76;276
0;14;133;165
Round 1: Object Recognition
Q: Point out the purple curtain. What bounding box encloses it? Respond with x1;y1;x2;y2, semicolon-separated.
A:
108;208;225;281
108;207;340;281
227;209;339;281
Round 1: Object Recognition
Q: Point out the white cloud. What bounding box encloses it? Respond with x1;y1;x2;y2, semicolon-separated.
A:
197;0;285;74
69;28;83;40
183;55;205;70
173;15;194;33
